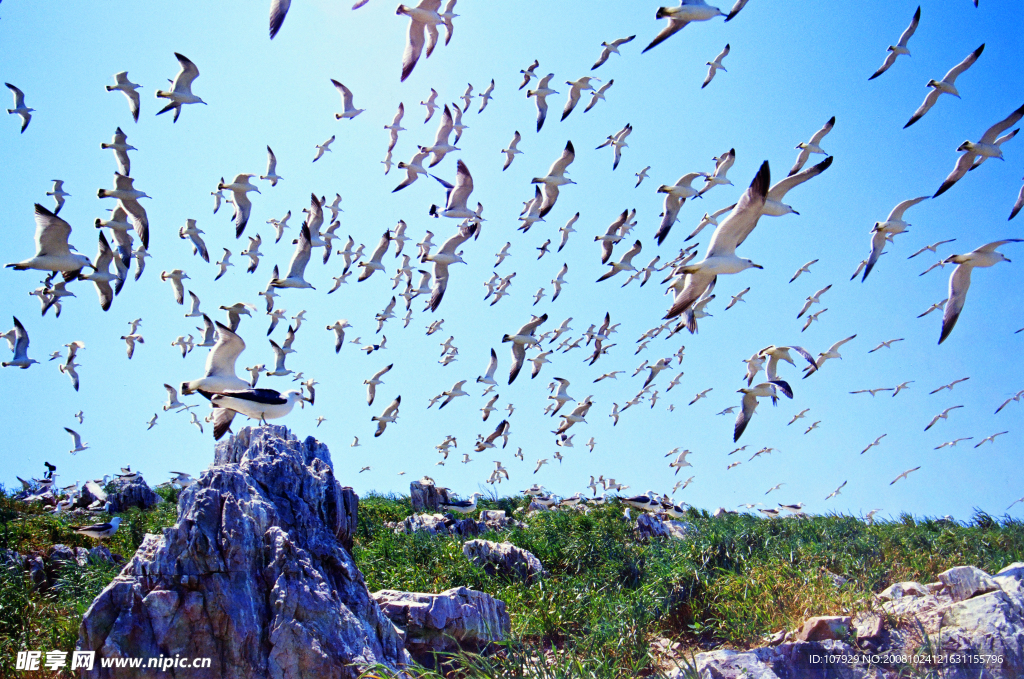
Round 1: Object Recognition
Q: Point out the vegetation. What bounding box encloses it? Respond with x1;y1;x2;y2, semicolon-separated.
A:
1;485;1023;678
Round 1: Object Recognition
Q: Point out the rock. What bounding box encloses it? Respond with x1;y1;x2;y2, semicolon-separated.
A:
46;544;82;573
106;476;160;513
794;616;851;642
88;546;116;567
878;581;930;600
937;590;1024;677
77;425;409;679
372;586;510;667
852;612;884;642
389;511;524;538
634;513;694;540
694;640;879;679
0;548;24;569
994;562;1024;598
392;513;451;536
78;480;108;509
689;648;778;678
410;480;450;513
25;555;46;588
463;539;545;582
937;565;999;602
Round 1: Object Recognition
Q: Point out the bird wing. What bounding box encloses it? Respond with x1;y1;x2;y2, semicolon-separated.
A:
171;53;201;93
432;105;454;146
975;238;1023;253
979;102;1024;144
547;140;576;177
220;388;288;405
402;19;427;82
868;51;899;80
284;223;312;280
934;152;977;197
939;264;972;344
509;343;526;384
33;204;74;258
6;83;26;106
1010;183;1024;221
904;88;941;128
643;17;688;53
516;313;548;337
206;321;245;379
809;116;835;145
269;0;291;38
369;231;392;261
943;43;985;84
767;155;833;202
886;195;929;222
708;160;770;256
896;6;920;48
561;87;582;120
446;160;474;210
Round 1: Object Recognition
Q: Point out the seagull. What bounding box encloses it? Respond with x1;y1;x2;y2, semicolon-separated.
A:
655;173;706;245
326;320;351;353
702;44;729;88
592;36;635;70
527;73;558;132
393;147;431;192
6;205;92;277
501;131;523;171
789;117;835;176
429;159;475;219
667;449;693;474
121;333;144;359
1011;178;1024;221
935;437;973;450
96;173;151;248
477;348;498;386
689;388;712;405
892;380;914;396
372;396;401;437
219;302;255;332
860;434;887;454
155;53;206;122
519;60;540;90
850;388;894;397
801;308;827;332
868;6;920;80
760;156;833;219
934;103;1024;197
995;390;1024;414
734;382;779;442
597;240;642;282
503;314;548;384
862;196;929;281
260;146;282;186
313;136;335;162
634;167;651;189
796;284;831;318
924;405;963;431
179;219;209;263
664;162;770;323
216;174;261;238
975;432;1008;448
478;79;494;112
584;80;615;113
1;317;38;369
868;338;904;353
100;128;136;176
787;408;810;425
146;413;158;430
106;71;142;122
398;1;443;82
6;83;33;132
939;239;1022;343
905;44;985;128
46;180;70;215
697;149;736;197
210;388;308;436
908;239;956;259
73;516;121;541
929;377;969;394
890;467;921;485
643;1;725;53
269;224;315;290
79;233;117;312
423;223;474;311
764;483;784;496
561;76;599;121
331;80;364;119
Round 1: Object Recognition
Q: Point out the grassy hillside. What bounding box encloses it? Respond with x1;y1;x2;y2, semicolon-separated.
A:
2;487;1022;678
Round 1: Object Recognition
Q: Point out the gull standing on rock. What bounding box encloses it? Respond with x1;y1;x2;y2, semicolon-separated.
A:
155;53;205;122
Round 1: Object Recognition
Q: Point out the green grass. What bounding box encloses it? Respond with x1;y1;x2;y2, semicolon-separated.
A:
2;485;1022;678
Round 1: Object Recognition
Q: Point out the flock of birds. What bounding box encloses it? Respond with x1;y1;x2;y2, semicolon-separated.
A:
4;0;1023;523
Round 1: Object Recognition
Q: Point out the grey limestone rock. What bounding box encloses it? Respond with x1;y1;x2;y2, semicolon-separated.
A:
462;539;545;582
106;476;160;513
372;586;510;666
77;425;409;679
409;480;451;513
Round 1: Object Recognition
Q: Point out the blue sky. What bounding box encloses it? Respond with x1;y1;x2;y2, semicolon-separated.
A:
0;0;1021;520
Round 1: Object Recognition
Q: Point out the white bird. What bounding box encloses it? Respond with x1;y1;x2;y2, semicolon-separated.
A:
862;196;929;281
561;76;599;121
269;223;315;290
372;396;401;437
217;174;261;238
332;80;364;120
313;136;335;162
96;173;151;248
905;44;985;128
890;467;921;485
734;383;779;442
46;180;71;215
501;131;523;171
939;239;1022;344
392;147;431;192
429;160;475;219
642;0;724;53
100;127;136;176
868;6;920;80
597;240;642;282
1;317;38;369
592;35;635;70
477;348;498;386
934;103;1024;197
975;431;1009;448
797;284;832;318
527;73;558;132
155;53;206;122
73;516;121;541
7;205;92;277
924;405;964;431
106;71;142;122
696;148;736;197
655;172;706;245
805;334;857;376
702;44;730;88
533;141;577;218
583;80;615;113
1011;177;1024;221
398;1;443;81
260;146;282;186
423;223;475;311
179;219;209;263
503;314;548;384
6;83;33;132
327;320;351;353
364;364;393;405
211;389;307;434
789;116;835;176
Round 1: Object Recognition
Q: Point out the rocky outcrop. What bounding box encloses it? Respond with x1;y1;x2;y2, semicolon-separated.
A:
106;476;160;513
691;562;1024;679
463;539;545;582
77;425;409;679
634;513;694;540
78;480;108;509
388;510;523;538
372;587;510;667
409;480;451;513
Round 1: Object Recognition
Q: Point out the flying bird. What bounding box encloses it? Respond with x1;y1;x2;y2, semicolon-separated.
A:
106;72;142;122
592;36;635;70
934;103;1024;198
905;44;985;128
6;83;33;132
643;1;725;53
702;44;729;88
868;6;920;80
939;239;1021;344
155;53;205;122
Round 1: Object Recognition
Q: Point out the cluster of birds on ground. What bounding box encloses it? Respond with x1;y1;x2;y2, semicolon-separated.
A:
4;0;1023;522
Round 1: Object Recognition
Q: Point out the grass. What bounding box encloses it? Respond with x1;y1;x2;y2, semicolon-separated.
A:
1;485;1022;678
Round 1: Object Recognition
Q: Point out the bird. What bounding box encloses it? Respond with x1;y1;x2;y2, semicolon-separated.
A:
850;388;894;397
327;320;351;353
372;396;401;437
905;44;985;128
734;383;779;442
313;136;335;162
789;117;835;176
597;240;642;282
331;80;364;120
635;167;651;188
561;76;599;121
179;219;209;263
422;223;474;311
398;1;443;81
7;205;92;278
860;434;887;454
106;71;142;122
655;173;706;245
868;338;904;353
527;73;558;132
892;381;914;396
643;1;725;53
6;83;34;132
269;224;315;290
804;334;856;376
428;159;475;218
909;239;956;259
478;79;494;112
1011;178;1024;221
862;196;929;281
788;409;810;425
73;516;121;541
702;44;729;88
696;148;736;197
260;146;282;186
592;35;635;70
100;127;136;176
924;405;964;431
210;389;308;436
1;318;37;369
46;180;71;215
934;103;1024;197
868;6;920;80
939;240;1022;343
519;60;540;90
393;147;431;192
217;174;261;238
503;314;548;384
890;467;921;485
501;131;523;171
974;432;1008;448
584;80;615;113
364;364;393;405
929;377;969;394
935;437;973;450
797;284;831;318
155;53;206;122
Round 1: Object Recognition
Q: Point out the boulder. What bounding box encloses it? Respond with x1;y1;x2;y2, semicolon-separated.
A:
88;546;116;567
634;513;694;540
106;476;160;513
794;616;851;642
878;581;930;600
410;480;450;513
372;587;509;666
78;480;108;509
937;565;999;602
937;589;1024;677
852;612;884;643
77;425;409;679
693;640;878;679
463;539;545;582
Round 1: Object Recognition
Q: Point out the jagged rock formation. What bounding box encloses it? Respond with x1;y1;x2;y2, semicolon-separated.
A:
373;587;510;667
409;480;450;513
106;475;161;513
463;539;545;582
690;562;1024;679
77;425;409;678
387;510;523;538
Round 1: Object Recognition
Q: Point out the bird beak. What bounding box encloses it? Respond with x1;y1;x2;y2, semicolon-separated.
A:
752;263;764;269
791;210;800;216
